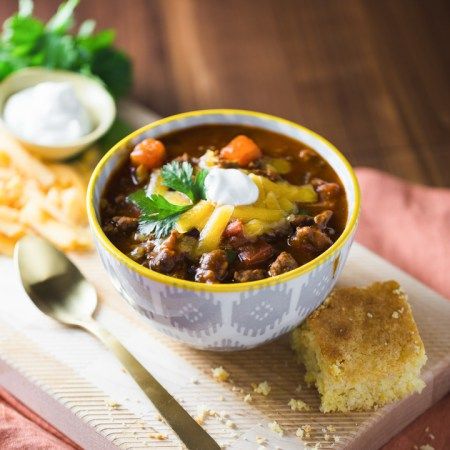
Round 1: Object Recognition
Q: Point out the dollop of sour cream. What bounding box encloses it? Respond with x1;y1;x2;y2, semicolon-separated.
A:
204;167;259;206
3;81;92;146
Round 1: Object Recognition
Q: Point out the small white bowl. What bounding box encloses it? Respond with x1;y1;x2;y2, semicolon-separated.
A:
88;110;361;351
0;68;116;160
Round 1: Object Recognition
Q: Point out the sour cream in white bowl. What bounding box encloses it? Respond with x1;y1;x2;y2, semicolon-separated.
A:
0;68;116;160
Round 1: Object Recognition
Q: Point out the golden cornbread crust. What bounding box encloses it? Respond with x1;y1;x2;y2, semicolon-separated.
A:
292;281;427;412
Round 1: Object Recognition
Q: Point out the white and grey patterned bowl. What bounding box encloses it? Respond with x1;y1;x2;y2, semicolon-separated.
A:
87;110;360;351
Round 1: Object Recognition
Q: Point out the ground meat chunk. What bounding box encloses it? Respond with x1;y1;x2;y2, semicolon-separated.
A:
129;239;155;261
103;215;138;235
112;216;138;231
311;178;340;201
268;251;298;277
149;248;180;273
289;226;333;254
313;210;333;228
234;269;266;282
148;231;181;274
195;249;229;283
298;148;319;162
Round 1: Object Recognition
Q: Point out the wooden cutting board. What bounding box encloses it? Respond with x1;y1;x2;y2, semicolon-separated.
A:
0;103;449;450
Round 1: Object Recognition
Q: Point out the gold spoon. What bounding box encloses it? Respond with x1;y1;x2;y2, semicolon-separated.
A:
15;235;220;450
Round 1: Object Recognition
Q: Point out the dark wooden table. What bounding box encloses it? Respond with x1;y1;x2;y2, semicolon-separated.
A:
1;1;449;449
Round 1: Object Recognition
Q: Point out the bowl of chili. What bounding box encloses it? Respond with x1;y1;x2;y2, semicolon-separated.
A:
87;110;360;350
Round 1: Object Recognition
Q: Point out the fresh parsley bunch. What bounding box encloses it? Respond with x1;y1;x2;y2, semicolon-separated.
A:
128;162;208;238
0;0;132;98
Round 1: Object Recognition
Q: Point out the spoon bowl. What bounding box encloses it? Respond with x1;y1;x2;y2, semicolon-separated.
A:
15;235;97;325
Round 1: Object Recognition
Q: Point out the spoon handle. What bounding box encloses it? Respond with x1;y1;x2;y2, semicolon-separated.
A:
82;318;220;450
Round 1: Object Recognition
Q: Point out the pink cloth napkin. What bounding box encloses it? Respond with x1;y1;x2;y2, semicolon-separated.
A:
0;167;449;448
355;167;450;299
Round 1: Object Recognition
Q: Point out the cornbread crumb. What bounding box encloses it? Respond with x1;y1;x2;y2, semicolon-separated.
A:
225;419;236;429
194;404;210;424
302;424;312;438
291;281;427;412
288;398;310;411
324;433;331;441
419;445;434;450
244;393;253;403
268;420;283;436
148;433;168;440
212;366;230;382
429;433;435;440
106;401;121;409
295;428;304;438
255;436;267;445
254;381;271;396
333;435;340;443
326;425;336;432
367;312;373;318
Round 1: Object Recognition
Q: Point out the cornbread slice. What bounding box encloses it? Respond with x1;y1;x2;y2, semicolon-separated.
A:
292;281;427;412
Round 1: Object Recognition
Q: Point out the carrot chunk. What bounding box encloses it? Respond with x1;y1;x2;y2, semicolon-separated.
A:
220;135;262;166
130;138;166;169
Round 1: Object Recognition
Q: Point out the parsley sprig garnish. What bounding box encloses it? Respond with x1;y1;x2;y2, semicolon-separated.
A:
0;0;132;98
128;162;207;238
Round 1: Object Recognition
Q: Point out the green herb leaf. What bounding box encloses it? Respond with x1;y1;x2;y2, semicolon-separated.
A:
161;161;195;201
138;215;180;239
161;161;208;203
128;190;190;220
128;190;191;238
41;34;77;69
193;169;208;200
2;15;44;56
90;47;132;98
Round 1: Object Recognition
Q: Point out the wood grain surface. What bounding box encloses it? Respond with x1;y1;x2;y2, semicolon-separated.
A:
1;1;449;449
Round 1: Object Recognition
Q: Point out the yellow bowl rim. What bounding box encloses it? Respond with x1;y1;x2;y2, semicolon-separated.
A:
87;109;361;293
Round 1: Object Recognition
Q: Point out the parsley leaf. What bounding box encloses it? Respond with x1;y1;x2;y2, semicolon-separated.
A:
161;161;207;202
161;161;195;201
128;190;191;238
193;169;208;200
138;215;180;239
